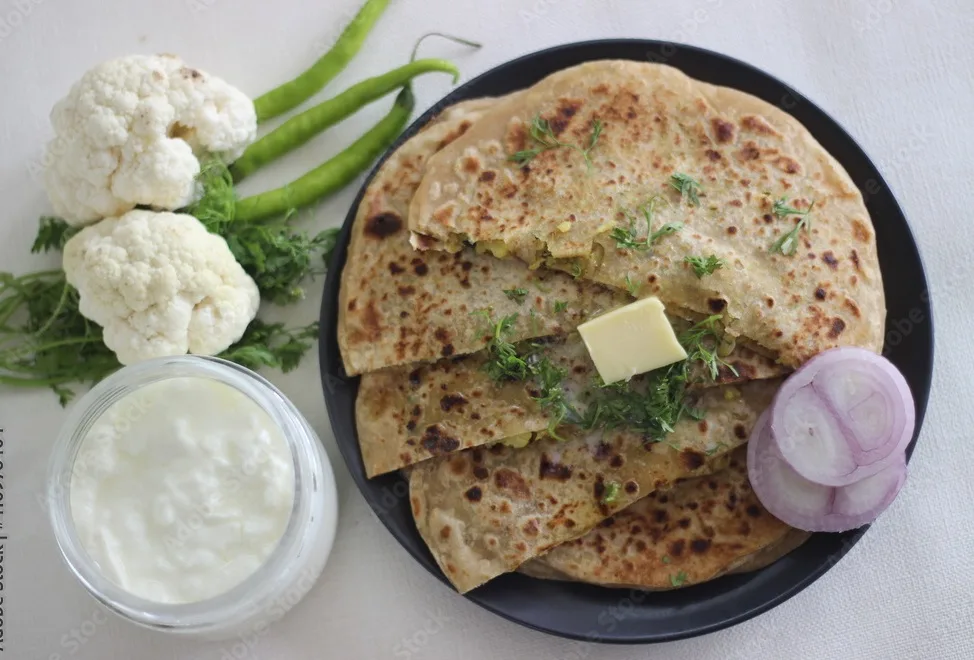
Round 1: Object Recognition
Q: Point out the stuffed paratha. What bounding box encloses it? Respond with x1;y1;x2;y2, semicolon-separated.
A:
409;378;780;593
408;60;885;367
519;446;803;589
337;96;628;376
359;330;783;477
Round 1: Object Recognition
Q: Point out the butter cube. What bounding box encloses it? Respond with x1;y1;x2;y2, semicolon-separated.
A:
577;297;687;385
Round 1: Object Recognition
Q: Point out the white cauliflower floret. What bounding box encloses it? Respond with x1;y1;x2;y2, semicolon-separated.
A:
63;210;260;365
45;54;257;225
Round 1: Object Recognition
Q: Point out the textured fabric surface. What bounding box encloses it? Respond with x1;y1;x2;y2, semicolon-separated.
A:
0;0;970;658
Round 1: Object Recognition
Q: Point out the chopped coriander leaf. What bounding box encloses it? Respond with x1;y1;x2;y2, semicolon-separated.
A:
625;274;639;296
471;315;732;441
473;311;531;382
684;254;725;277
601;481;621;504
662;555;672;564
577;315;734;440
611;197;681;251
509;115;603;169
670;571;688;587
570;261;583;279
651;222;684;243
669;173;701;206
679;314;738;381
554;300;569;313
529;353;580;439
772;197;815;218
769;198;815;256
503;287;529;304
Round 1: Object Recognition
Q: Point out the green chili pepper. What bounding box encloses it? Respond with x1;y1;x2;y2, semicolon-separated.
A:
234;87;414;224
231;58;458;181
253;0;390;122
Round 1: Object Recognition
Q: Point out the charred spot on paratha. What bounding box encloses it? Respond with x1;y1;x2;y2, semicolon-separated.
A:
493;468;531;499
421;425;461;455
464;486;483;502
680;449;706;471
822;251;839;269
711;118;735;143
540;454;573;480
828;317;847;339
364;212;403;238
439;393;468;412
707;297;728;313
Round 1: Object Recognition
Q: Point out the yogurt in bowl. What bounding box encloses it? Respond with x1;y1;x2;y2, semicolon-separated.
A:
48;356;338;639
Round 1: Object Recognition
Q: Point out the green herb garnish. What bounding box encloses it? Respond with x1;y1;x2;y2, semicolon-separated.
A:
662;556;672;564
503;287;529;304
769;198;815;256
553;300;568;313
669;173;701;206
576;315;733;439
601;481;621;505
670;571;688;587
625;274;640;297
684;254;725;277
529;354;578;439
475;312;531;382
473;315;733;442
570;261;583;279
772;197;814;218
191;157;339;304
611;197;682;251
509;115;603;169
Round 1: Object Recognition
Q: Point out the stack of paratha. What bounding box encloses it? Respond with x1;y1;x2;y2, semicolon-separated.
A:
337;61;884;594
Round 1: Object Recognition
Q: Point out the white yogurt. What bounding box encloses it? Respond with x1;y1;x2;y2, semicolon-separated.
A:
69;377;296;605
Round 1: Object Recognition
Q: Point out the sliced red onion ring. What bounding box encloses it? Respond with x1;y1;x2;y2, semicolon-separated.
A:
770;347;914;487
748;410;907;532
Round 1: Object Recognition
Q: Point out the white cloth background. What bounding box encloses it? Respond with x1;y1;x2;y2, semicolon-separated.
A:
1;0;971;658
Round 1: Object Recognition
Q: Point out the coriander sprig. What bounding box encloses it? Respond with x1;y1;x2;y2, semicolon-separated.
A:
191;157;339;304
769;197;815;256
503;287;528;304
610;196;683;251
670;571;689;587
684;254;725;277
474;311;531;382
478;315;735;442
669;173;701;206
509;115;604;169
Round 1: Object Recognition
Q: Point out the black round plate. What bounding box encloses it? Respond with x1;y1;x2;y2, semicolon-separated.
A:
319;40;933;643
